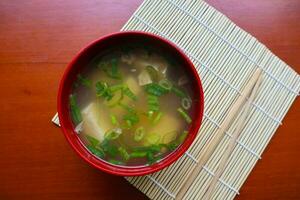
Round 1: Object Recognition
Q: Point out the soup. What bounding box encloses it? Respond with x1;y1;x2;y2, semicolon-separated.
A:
69;44;194;166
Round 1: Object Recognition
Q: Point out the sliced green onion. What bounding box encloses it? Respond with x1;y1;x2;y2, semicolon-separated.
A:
147;95;158;101
110;114;118;126
123;86;137;100
177;108;192;123
147;153;163;165
77;74;92;87
147;94;160;112
181;97;192;110
153;112;163;124
144;83;168;96
146;152;154;163
123;112;139;125
101;140;118;157
69;94;82;124
87;145;105;158
159;79;172;91
148;104;159;112
167;142;179;151
95;81;113;101
118;103;135;113
130;151;148;158
106;89;123;107
86;135;100;147
99;59;122;79
125;120;132;129
118;147;130;161
171;86;187;98
134;127;145;142
111;58;119;79
110;84;124;92
105;128;122;140
147;98;159;105
108;159;124;165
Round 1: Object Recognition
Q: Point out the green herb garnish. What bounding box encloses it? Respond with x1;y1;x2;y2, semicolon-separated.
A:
153;112;163;125
87;145;105;158
105;128;122;140
181;97;192;110
147;94;160;112
108;159;124;165
118;103;135;113
134;127;145;142
86;135;100;147
130;151;148;158
171;86;187;98
69;94;82;124
110;84;124;92
110;114;118;126
95;81;113;101
77;74;92;87
123;112;139;126
123;86;137;100
101;139;118;157
118;147;130;161
159;79;172;91
177;107;192;123
144;83;169;96
99;58;122;79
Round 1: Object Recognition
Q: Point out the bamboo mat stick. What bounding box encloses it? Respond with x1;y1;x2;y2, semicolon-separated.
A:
175;68;262;200
203;72;263;200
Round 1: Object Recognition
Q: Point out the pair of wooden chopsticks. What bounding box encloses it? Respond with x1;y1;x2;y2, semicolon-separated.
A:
176;68;263;200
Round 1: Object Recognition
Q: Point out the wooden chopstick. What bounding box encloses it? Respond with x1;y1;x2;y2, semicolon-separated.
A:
175;68;262;200
202;71;263;200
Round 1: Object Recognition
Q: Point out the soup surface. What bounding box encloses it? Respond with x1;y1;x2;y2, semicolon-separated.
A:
69;44;194;166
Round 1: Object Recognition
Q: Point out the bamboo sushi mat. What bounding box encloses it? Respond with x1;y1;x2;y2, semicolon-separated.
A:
52;0;300;199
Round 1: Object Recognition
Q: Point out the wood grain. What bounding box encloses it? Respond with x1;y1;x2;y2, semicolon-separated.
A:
0;0;299;199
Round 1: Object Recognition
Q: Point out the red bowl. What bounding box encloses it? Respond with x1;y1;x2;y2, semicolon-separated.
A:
57;31;204;176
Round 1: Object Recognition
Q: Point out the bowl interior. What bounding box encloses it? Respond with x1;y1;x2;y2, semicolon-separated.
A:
58;32;204;176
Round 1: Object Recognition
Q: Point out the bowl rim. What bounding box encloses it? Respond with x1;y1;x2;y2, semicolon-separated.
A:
57;31;204;176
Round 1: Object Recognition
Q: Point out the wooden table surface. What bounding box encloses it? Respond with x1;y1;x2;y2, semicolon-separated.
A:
0;0;299;199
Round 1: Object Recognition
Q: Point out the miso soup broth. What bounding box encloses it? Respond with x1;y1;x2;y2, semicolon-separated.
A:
69;44;195;166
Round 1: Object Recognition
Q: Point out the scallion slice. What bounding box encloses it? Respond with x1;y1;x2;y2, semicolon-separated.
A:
123;86;137;100
69;94;82;124
130;151;148;158
77;74;92;87
181;97;192;110
118;147;130;161
153;112;163;125
171;86;187;98
105;128;122;140
134;127;145;142
159;79;172;91
177;107;192;123
110;114;118;126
